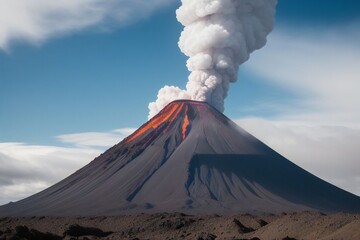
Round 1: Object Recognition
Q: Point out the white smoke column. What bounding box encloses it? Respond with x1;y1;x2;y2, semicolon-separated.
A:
148;0;277;119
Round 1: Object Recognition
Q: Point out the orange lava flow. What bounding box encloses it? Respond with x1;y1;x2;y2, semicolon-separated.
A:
159;102;185;135
166;103;184;124
124;103;182;143
182;106;189;140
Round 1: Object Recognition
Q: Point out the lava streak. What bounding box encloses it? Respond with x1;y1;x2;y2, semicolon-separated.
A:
182;106;189;140
124;102;189;144
124;101;205;144
125;103;181;143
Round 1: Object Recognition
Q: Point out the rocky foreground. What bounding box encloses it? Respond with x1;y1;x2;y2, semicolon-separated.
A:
0;212;359;240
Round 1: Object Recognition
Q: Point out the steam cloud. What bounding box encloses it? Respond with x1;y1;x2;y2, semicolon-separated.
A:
149;0;277;118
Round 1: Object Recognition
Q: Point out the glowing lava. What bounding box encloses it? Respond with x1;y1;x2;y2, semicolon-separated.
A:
182;106;189;140
125;102;187;143
124;100;221;144
125;103;179;143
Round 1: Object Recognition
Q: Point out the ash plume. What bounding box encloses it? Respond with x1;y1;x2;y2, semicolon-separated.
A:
149;0;277;118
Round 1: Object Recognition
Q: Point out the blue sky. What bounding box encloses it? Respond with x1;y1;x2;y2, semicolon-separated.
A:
0;0;360;204
0;5;185;145
1;0;359;145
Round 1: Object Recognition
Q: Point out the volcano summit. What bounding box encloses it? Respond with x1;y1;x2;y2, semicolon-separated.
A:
1;100;360;216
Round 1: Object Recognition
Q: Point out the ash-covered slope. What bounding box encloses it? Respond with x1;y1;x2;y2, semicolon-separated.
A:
1;100;360;216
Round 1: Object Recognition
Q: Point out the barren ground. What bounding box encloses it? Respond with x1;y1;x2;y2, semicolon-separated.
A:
1;212;359;240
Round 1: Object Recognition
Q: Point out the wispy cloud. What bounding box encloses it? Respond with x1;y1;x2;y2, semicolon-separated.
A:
244;26;360;127
0;0;175;50
236;25;360;196
0;127;135;204
236;118;360;196
56;128;135;148
0;143;101;204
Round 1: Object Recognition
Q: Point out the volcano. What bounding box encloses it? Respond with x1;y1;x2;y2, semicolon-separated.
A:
1;100;360;216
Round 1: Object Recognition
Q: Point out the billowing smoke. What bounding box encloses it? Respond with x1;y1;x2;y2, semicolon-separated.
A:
148;0;277;118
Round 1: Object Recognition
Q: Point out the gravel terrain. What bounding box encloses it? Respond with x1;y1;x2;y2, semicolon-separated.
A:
1;212;359;240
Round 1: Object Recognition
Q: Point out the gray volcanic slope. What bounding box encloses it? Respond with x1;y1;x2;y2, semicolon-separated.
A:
1;100;360;216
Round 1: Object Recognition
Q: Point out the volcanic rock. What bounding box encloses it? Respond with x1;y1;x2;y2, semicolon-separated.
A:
1;100;360;216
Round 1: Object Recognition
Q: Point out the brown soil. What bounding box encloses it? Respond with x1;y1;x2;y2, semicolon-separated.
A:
0;212;359;240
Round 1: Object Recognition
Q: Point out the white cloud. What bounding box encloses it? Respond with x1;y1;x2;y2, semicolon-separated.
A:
236;118;360;196
235;25;360;196
0;128;135;205
243;26;360;127
0;143;101;204
0;0;175;50
56;128;135;148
